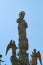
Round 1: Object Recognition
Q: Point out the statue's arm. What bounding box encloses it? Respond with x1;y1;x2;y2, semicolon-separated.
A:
16;18;20;23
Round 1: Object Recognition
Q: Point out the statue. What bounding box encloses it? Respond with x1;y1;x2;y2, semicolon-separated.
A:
5;11;42;65
6;40;17;56
17;11;28;40
17;11;29;65
6;40;17;65
17;11;28;50
30;49;42;65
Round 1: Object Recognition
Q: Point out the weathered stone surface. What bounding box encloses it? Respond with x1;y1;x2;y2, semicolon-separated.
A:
17;11;29;65
10;55;19;65
30;49;42;65
18;41;28;50
6;40;18;65
17;11;29;50
17;18;28;40
5;11;42;65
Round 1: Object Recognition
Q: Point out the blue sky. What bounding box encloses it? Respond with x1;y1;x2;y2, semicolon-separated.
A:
0;0;43;65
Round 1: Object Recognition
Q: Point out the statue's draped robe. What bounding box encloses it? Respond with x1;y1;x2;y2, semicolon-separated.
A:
17;18;28;50
17;18;29;65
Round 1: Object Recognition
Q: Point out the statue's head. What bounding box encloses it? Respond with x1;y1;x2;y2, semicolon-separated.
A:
13;41;17;49
33;49;36;52
19;11;25;19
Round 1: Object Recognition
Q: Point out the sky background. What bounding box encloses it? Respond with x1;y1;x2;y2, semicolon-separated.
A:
0;0;43;65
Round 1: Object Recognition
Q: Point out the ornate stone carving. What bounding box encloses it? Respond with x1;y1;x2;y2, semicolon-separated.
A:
5;11;42;65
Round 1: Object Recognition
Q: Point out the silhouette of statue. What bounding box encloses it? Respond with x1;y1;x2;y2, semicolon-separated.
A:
6;40;17;57
31;49;37;65
17;11;28;40
17;11;29;65
30;49;42;65
6;40;17;65
17;11;28;50
5;11;42;65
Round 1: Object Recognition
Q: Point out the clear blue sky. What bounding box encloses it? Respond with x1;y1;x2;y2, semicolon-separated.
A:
0;0;43;65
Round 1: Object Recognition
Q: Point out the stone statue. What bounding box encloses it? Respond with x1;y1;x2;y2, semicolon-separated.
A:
6;40;17;56
6;40;17;65
17;11;28;40
31;49;37;65
5;11;42;65
30;49;42;65
17;11;29;65
17;11;28;50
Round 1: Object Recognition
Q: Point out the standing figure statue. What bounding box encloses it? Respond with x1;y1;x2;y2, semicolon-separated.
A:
17;11;28;40
17;11;28;50
30;49;42;65
17;11;29;65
